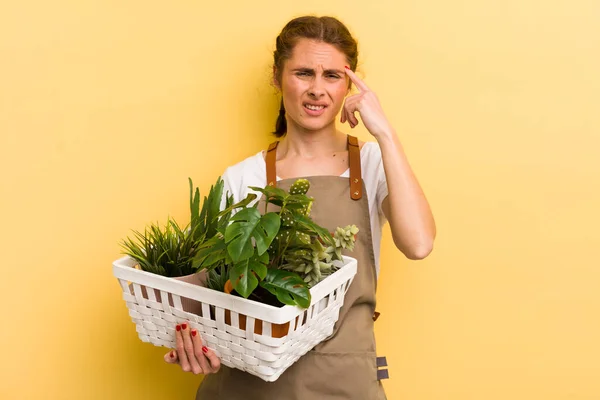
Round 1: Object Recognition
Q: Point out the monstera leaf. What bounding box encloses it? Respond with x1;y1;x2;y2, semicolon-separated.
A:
225;208;280;262
259;269;311;308
229;250;269;298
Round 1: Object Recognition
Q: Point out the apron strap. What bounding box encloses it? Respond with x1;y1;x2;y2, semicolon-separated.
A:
265;141;278;187
264;135;363;200
347;135;363;200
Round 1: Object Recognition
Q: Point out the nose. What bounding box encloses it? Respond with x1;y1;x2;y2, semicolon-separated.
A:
308;76;325;99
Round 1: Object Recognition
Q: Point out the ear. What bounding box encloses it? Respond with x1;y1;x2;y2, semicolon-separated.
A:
272;66;281;89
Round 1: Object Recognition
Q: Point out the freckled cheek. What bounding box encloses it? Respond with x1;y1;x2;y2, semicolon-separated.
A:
331;85;348;103
283;78;310;96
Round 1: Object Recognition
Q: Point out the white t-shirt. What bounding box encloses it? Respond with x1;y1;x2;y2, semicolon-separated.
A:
220;141;389;277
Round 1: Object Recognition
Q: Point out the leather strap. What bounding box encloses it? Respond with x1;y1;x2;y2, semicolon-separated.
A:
348;135;363;200
266;141;279;187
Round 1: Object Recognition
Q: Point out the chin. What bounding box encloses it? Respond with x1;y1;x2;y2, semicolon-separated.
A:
296;117;336;132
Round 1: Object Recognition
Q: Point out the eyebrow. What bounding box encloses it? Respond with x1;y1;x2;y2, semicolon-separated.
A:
291;67;344;74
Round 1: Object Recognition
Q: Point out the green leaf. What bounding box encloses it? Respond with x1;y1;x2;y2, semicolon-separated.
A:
286;194;312;204
216;193;257;219
293;214;335;246
259;269;311;308
192;235;228;271
248;185;289;204
206;265;230;292
199;177;225;239
229;250;269;298
189;178;200;226
225;208;280;262
217;193;235;232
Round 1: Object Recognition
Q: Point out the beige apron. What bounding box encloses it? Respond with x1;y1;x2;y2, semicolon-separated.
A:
196;136;388;399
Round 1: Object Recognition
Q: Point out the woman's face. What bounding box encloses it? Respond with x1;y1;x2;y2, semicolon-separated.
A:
277;39;350;133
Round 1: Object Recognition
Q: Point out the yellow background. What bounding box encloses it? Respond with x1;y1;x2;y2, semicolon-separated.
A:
1;0;599;399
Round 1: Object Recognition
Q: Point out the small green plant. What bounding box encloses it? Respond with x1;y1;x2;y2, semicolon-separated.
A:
120;177;233;278
120;217;197;277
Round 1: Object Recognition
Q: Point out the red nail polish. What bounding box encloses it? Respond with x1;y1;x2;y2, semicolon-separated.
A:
202;346;208;353
344;65;350;69
176;325;181;332
181;323;187;330
170;351;175;358
191;330;197;337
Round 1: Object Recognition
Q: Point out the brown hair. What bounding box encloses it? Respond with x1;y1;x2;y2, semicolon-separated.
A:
272;16;359;137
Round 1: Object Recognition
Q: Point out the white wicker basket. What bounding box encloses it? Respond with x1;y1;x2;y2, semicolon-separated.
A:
113;256;357;382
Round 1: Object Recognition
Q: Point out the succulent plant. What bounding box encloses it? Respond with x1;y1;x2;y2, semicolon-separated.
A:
280;225;359;287
333;225;359;251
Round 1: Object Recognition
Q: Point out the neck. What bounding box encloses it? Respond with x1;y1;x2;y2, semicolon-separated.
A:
281;120;347;157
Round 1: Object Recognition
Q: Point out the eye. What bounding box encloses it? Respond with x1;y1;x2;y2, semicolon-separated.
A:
295;71;311;77
326;73;341;79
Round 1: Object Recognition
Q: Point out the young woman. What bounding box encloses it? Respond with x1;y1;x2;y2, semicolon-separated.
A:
164;15;436;399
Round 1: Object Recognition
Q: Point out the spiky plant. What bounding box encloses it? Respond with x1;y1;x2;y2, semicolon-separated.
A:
120;218;198;277
120;177;232;277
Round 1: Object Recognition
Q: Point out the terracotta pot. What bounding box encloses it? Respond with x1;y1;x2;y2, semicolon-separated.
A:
129;270;207;316
223;280;291;338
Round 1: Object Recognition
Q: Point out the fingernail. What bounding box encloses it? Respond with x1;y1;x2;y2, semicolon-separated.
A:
344;65;350;69
176;325;181;332
202;346;208;353
181;323;187;330
191;330;197;337
170;351;175;359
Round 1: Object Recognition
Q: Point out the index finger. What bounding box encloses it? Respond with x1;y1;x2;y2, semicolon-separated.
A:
344;67;369;92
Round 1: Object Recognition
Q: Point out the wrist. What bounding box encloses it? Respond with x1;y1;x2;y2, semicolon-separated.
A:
374;127;397;144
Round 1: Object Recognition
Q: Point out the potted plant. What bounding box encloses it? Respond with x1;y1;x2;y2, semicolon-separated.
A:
119;177;236;313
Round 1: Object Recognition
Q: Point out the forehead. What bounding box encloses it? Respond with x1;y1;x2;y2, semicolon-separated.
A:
286;39;347;69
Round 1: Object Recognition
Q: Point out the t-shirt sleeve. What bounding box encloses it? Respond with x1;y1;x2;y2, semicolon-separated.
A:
374;146;389;218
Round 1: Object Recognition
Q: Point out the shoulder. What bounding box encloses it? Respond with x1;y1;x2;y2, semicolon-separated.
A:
223;151;265;179
358;141;386;187
221;150;266;201
359;140;383;164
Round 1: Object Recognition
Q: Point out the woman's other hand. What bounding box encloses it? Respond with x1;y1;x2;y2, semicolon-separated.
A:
341;67;394;139
163;323;221;375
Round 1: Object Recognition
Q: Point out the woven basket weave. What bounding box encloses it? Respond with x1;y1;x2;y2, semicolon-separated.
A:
113;256;357;382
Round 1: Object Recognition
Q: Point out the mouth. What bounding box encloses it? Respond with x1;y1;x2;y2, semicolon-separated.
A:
303;103;328;115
